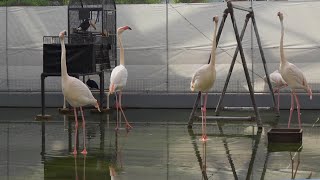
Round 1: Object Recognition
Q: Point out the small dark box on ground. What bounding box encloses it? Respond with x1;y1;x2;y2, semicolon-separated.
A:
267;128;302;144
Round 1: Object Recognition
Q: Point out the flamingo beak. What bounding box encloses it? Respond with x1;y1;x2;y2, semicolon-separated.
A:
308;88;312;100
95;102;101;112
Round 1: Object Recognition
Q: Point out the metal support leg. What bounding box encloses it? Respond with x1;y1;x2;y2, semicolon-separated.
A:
251;14;276;110
228;2;262;127
215;13;251;116
188;92;201;128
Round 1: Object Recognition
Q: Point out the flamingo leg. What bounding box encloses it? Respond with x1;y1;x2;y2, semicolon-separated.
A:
80;107;87;155
73;107;78;155
288;91;295;128
200;93;204;140
119;91;132;130
200;92;208;141
277;89;280;112
293;92;302;128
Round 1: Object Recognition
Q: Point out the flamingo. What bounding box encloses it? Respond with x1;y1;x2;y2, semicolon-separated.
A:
277;12;312;128
109;26;132;130
264;70;287;112
190;16;219;141
59;30;100;155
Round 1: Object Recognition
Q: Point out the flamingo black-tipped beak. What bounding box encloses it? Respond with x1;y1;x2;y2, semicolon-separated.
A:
128;27;132;30
64;31;67;35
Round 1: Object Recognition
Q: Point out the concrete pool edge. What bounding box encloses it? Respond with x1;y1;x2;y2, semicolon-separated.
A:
0;92;317;109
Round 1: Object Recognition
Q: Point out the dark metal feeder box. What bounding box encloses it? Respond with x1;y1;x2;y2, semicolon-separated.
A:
267;128;303;144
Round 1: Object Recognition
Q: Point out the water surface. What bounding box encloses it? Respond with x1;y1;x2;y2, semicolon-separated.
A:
0;108;319;180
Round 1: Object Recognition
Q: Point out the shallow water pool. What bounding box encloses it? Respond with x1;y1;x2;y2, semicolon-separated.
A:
0;108;319;180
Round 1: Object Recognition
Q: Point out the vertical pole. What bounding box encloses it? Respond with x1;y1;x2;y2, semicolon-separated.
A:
41;74;45;116
251;14;276;110
166;0;169;93
5;0;9;89
99;71;104;109
215;13;251;115
228;1;262;127
41;122;46;159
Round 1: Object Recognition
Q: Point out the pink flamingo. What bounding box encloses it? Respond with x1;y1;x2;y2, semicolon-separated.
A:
190;16;219;141
265;70;287;112
109;26;132;130
59;30;100;155
277;12;312;128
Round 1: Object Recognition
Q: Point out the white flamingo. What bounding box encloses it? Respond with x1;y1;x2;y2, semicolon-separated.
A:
277;12;312;128
109;26;132;130
264;69;287;111
59;30;100;155
190;16;219;141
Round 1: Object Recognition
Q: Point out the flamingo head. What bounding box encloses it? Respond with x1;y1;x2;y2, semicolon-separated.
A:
94;100;101;112
59;30;67;39
277;12;283;21
117;26;132;34
213;16;219;23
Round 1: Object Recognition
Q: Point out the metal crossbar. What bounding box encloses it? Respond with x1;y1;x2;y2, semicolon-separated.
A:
188;1;276;129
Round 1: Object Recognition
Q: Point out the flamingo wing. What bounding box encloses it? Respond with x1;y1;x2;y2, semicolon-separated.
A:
190;64;215;92
63;77;95;107
110;65;128;92
270;70;286;87
282;63;307;88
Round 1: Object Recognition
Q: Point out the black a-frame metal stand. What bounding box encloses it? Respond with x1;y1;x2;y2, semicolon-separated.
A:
188;1;276;129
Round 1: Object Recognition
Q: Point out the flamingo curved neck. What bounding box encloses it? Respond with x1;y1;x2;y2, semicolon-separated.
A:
280;20;286;65
60;38;68;79
210;22;218;66
118;33;125;65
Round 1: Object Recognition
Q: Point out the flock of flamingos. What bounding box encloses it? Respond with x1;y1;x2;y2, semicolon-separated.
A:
58;11;312;154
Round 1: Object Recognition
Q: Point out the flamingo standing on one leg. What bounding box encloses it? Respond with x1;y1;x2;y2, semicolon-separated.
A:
277;12;312;128
190;16;219;141
59;30;100;155
264;70;287;112
109;26;132;130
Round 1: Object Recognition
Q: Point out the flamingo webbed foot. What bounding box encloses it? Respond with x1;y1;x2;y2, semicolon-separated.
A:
81;149;88;155
126;123;133;130
200;135;208;142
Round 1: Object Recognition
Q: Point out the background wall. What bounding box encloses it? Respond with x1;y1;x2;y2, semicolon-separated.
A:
0;2;319;108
